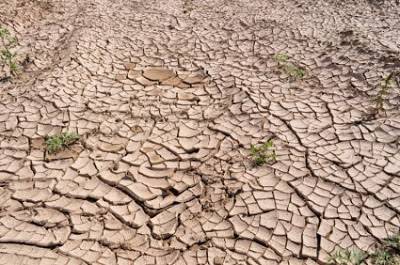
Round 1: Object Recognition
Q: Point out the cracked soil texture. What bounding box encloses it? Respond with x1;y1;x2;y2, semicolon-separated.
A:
1;0;400;264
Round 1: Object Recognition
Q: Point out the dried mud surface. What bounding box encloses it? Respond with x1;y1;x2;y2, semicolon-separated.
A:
1;0;400;264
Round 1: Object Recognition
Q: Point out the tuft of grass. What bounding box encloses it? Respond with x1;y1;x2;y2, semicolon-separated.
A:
328;234;400;265
0;27;10;38
250;139;276;166
384;234;400;251
371;249;397;265
274;52;305;80
1;49;13;60
1;49;18;74
375;72;399;112
328;249;367;265
0;26;19;76
46;132;80;154
274;53;289;63
371;234;400;265
9;61;18;73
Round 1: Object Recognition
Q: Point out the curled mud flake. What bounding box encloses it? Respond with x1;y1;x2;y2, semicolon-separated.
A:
143;67;176;82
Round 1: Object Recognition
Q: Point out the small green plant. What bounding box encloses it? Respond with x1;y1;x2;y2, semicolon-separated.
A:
274;53;305;80
0;27;10;38
9;61;18;73
375;72;399;112
370;234;400;265
1;49;18;74
0;26;19;76
274;53;289;63
328;234;400;265
284;64;305;79
371;249;397;265
384;234;400;251
46;132;80;154
328;249;367;265
250;139;276;166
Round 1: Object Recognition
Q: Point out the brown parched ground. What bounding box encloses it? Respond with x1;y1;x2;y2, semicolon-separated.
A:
1;0;400;264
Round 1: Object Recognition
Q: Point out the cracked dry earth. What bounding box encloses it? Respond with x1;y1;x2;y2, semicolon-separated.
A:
1;0;400;265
